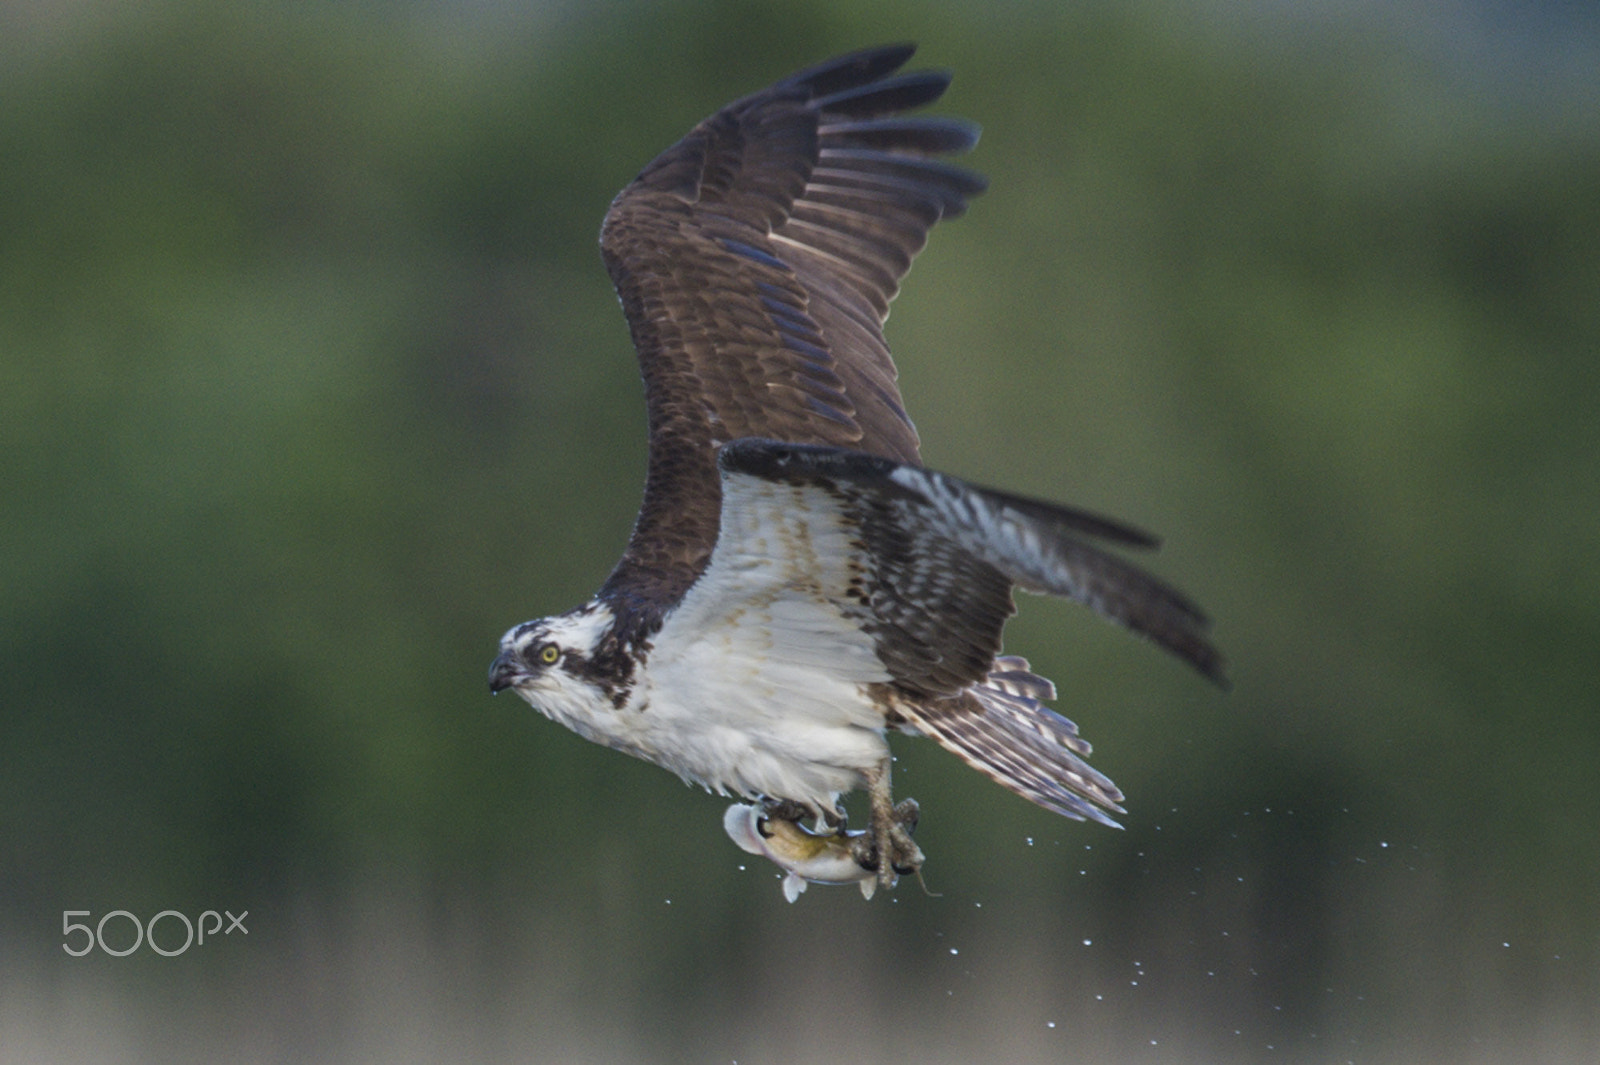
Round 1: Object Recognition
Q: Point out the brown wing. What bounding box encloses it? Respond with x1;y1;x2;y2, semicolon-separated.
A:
596;44;986;609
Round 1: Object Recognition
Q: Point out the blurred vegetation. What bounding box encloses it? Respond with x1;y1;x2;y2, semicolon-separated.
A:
3;0;1597;1059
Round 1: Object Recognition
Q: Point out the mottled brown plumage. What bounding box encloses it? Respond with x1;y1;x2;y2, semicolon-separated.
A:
597;44;985;608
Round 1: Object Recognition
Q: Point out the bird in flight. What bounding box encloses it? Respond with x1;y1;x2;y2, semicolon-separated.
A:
488;44;1225;894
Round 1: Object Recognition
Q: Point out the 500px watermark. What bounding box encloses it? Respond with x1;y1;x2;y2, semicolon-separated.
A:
62;910;248;957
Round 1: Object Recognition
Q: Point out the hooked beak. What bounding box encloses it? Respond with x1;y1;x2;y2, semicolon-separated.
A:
488;651;525;694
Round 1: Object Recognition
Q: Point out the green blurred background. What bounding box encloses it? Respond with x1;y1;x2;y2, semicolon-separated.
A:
3;1;1597;1061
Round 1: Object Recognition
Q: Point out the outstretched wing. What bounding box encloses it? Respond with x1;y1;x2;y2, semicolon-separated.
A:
718;440;1228;688
711;438;1227;823
598;44;986;609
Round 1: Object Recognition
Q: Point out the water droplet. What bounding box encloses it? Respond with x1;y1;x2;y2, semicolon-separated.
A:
950;948;959;955
1082;939;1092;946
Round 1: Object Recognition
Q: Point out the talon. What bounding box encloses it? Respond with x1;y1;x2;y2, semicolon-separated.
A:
893;797;920;833
760;797;811;824
849;832;879;872
887;797;921;873
886;821;924;877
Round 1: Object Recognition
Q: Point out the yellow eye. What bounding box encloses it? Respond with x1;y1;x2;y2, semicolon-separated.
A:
538;644;560;665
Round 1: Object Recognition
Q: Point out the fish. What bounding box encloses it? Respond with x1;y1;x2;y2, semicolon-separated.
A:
723;803;879;901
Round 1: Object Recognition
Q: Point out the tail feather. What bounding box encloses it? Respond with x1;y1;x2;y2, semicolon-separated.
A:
896;663;1125;827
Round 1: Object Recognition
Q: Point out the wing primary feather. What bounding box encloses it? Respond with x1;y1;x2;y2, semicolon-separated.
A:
816;150;989;214
820;116;983;155
774;43;919;97
810;70;955;117
817;148;990;194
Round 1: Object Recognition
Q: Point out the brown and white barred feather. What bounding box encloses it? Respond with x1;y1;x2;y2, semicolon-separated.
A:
893;657;1126;827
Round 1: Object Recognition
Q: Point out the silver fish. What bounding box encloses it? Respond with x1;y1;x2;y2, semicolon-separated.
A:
724;803;878;901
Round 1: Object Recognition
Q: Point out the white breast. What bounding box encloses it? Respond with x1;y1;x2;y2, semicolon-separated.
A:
626;478;895;807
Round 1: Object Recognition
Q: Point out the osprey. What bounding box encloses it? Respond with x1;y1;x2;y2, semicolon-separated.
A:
489;44;1226;891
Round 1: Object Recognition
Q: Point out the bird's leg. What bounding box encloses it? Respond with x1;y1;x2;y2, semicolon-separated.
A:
851;759;924;888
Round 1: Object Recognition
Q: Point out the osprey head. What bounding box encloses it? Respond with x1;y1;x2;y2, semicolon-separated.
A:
488;602;615;699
